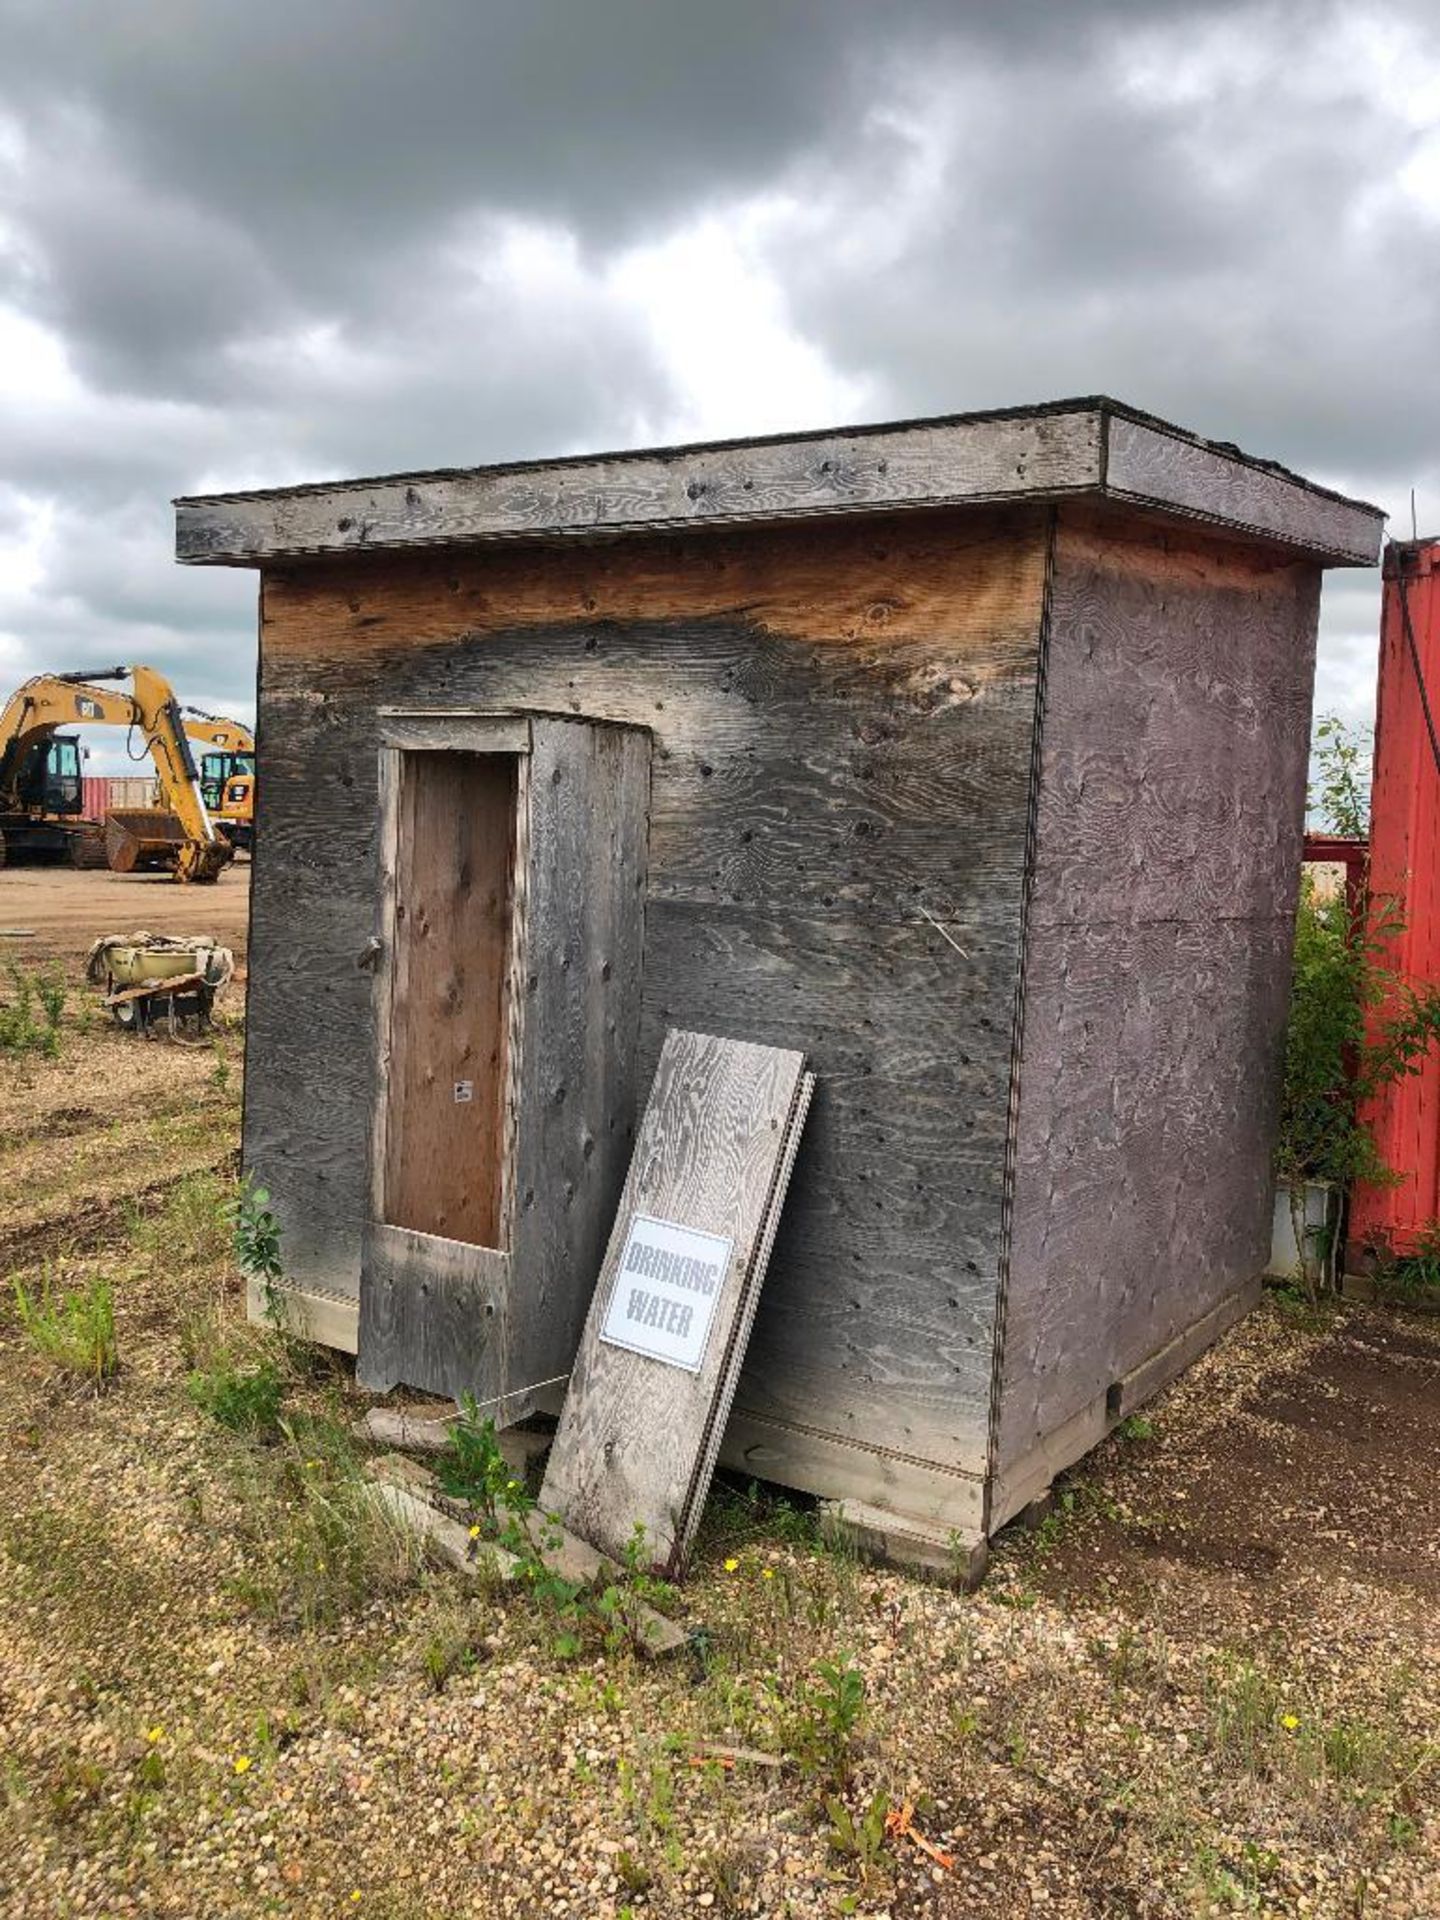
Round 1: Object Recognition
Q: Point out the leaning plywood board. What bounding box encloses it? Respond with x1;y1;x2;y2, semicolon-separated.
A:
540;1028;813;1574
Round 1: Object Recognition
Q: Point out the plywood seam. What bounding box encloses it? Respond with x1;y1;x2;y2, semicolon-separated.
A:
984;506;1058;1531
730;1409;988;1482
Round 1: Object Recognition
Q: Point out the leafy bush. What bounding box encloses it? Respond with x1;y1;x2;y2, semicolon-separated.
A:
12;1271;118;1384
1277;717;1440;1299
227;1179;284;1322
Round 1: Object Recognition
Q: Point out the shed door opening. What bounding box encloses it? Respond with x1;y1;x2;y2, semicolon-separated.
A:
382;749;517;1249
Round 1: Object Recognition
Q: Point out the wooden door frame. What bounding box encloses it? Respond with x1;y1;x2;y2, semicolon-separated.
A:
361;710;532;1400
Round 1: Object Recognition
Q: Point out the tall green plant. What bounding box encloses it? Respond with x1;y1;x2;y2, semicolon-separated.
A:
1278;887;1440;1299
1309;713;1372;839
1278;718;1440;1299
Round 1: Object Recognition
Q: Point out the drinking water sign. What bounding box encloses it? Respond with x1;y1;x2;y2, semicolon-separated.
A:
599;1213;734;1372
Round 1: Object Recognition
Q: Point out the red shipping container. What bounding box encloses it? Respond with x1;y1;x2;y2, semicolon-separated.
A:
81;774;157;820
1349;538;1440;1260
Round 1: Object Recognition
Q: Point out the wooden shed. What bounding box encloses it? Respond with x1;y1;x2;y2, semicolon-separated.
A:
175;397;1382;1560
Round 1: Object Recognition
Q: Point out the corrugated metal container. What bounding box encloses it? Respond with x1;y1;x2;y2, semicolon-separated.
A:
1350;538;1440;1259
82;774;158;819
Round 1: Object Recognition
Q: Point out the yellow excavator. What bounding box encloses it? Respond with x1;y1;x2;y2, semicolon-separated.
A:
0;666;233;882
183;707;256;854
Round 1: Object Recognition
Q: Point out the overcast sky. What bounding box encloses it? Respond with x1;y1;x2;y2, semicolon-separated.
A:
2;0;1436;772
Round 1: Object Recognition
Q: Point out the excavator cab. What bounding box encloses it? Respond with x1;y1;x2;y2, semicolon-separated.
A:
16;735;84;817
199;749;254;812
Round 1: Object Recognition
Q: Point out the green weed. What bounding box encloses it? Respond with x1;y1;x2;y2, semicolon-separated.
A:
0;962;65;1058
825;1789;889;1883
12;1270;117;1384
784;1654;866;1787
228;1178;284;1323
187;1356;284;1437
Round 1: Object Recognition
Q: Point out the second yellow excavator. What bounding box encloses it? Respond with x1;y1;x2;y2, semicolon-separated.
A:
0;666;233;882
183;707;256;854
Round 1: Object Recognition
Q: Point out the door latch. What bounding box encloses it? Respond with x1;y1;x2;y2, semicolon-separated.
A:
355;936;382;972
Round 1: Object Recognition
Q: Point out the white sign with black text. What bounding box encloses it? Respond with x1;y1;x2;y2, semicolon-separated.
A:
599;1212;734;1373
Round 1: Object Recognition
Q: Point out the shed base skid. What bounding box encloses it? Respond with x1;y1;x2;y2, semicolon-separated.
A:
819;1499;990;1588
989;1274;1263;1532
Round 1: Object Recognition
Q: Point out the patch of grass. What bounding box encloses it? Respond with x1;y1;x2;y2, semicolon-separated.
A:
128;1169;235;1274
0;962;66;1058
698;1475;823;1557
187;1356;284;1437
1115;1413;1156;1442
220;1414;425;1631
12;1269;118;1384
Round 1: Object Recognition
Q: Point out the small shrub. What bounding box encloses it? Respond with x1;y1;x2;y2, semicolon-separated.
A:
784;1654;867;1786
13;1272;118;1385
228;1179;284;1322
187;1358;285;1437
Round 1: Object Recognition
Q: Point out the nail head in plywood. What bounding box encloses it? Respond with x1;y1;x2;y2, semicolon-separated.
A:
539;1027;812;1575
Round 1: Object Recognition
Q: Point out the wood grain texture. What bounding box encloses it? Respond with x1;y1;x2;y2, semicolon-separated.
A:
992;508;1320;1485
179;406;1102;562
539;1029;809;1572
174;398;1379;569
382;749;516;1245
1105;416;1381;566
359;1224;510;1403
503;717;655;1394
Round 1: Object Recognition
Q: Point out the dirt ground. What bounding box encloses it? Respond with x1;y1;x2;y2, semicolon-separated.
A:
0;886;1436;1918
0;859;252;968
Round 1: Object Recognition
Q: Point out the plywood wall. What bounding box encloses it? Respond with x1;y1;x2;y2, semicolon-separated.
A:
247;504;1051;1508
992;505;1320;1516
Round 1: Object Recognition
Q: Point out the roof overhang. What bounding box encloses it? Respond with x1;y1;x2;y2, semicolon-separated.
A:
174;397;1384;571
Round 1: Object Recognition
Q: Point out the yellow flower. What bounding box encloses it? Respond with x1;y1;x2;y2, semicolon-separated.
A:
469;1525;482;1540
146;1726;165;1744
1281;1714;1300;1731
762;1568;775;1580
351;1893;362;1903
723;1558;739;1573
233;1755;252;1775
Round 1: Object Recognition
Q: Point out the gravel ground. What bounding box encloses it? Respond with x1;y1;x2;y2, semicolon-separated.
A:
0;1021;1436;1917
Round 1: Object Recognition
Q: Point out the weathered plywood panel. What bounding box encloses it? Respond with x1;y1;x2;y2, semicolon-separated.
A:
243;507;1049;1507
382;750;516;1246
540;1029;810;1571
503;717;654;1396
994;508;1320;1482
1106;416;1380;566
179;405;1102;562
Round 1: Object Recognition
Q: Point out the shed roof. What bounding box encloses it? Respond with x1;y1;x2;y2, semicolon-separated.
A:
174;396;1384;570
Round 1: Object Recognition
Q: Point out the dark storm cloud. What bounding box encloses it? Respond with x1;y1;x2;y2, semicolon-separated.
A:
0;0;1435;737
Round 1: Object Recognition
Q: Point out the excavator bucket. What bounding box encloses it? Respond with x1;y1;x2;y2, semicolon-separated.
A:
105;808;233;883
